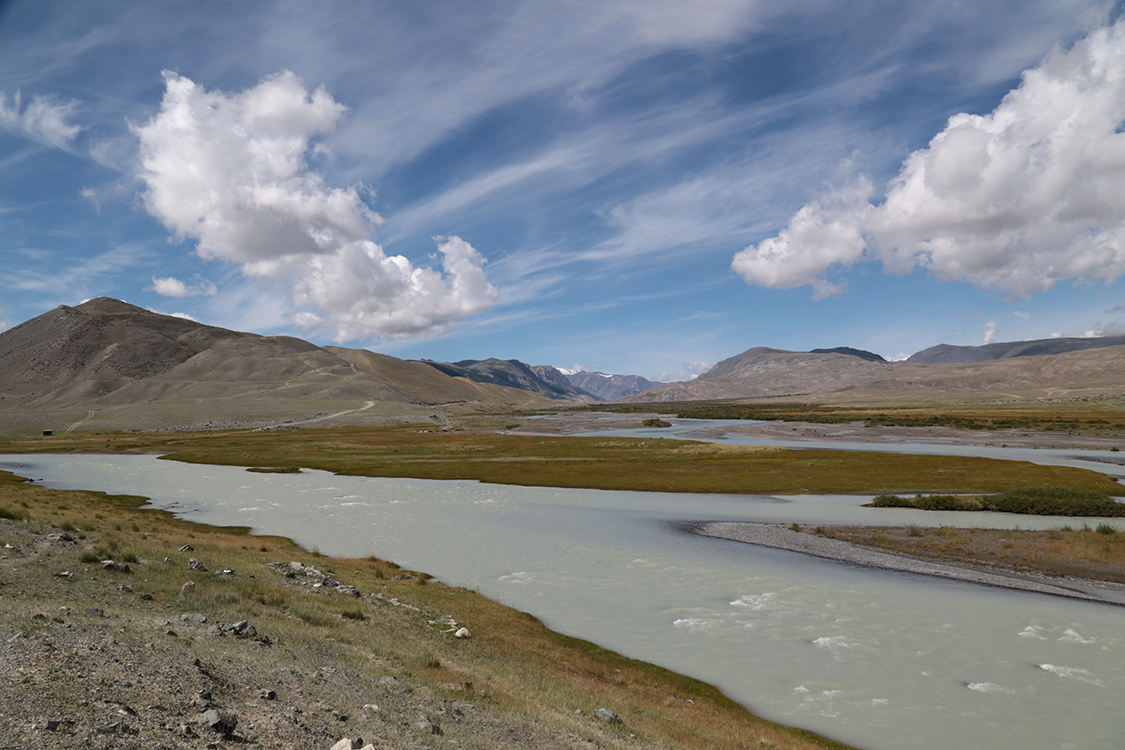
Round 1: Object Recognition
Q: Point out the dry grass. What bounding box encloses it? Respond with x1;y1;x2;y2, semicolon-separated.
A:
819;524;1125;584
2;423;1118;497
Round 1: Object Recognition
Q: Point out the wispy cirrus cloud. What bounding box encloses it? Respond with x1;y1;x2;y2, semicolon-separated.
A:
0;90;82;150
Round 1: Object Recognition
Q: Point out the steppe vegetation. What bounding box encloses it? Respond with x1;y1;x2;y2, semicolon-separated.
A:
595;401;1125;434
0;468;853;749
1;424;1118;498
869;486;1125;516
813;523;1125;584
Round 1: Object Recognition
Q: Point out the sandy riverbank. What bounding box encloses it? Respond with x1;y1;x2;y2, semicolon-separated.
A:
692;521;1125;606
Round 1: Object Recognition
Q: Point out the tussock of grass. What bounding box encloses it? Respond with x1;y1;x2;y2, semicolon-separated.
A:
871;487;1123;516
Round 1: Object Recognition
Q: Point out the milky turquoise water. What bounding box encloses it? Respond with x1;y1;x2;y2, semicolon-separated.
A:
3;440;1123;750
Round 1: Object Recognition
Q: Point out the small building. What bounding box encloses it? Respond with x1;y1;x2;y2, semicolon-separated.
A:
42;430;53;436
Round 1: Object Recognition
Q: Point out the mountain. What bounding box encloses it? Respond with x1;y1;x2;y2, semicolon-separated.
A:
418;359;595;402
628;347;890;402
563;370;660;402
809;347;886;362
0;298;555;434
907;335;1125;364
624;342;1125;403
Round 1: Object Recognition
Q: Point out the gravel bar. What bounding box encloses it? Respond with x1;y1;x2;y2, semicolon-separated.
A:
692;521;1125;607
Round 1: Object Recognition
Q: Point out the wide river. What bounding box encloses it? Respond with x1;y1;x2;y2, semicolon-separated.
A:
3;422;1124;750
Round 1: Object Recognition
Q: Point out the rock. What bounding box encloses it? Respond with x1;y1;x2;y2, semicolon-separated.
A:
45;718;74;731
288;561;305;571
48;532;74;542
139;593;153;600
377;676;411;693
203;708;237;736
362;704;379;713
330;738;365;750
454;627;471;638
84;607;104;617
314;574;339;588
181;581;196;593
415;716;442;735
439;681;473;692
594;707;623;724
102;560;132;573
164;557;175;564
53;570;73;578
336;585;360;597
119;584;133;592
188;558;207;571
259;689;277;700
179;544;194;552
181;613;207;624
232;620;256;638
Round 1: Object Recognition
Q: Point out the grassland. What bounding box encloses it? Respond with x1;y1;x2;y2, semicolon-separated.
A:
1;423;1119;498
592;400;1125;435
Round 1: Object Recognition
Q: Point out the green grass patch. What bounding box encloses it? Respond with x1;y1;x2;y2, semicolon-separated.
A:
870;487;1124;517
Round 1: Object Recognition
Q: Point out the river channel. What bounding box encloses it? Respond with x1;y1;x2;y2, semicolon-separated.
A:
3;425;1124;750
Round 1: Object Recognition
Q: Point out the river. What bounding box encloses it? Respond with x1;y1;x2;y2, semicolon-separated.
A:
2;426;1123;750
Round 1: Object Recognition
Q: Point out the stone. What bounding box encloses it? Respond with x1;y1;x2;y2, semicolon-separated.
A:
454;627;471;638
415;716;442;735
181;613;207;624
330;739;364;750
164;557;174;564
336;585;360;597
48;532;74;542
377;676;411;693
232;620;256;638
188;558;207;571
179;544;194;552
84;607;104;617
259;689;277;700
53;570;73;578
203;709;237;737
181;581;196;593
102;560;132;573
594;707;623;724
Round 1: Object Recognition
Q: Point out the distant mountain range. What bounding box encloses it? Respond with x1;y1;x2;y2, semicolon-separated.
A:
1;298;1123;434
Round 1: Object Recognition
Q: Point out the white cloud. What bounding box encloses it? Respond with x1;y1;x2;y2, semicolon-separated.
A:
983;320;1000;344
79;187;100;213
132;71;497;340
149;275;218;298
732;178;873;299
734;18;1125;298
0;90;82;149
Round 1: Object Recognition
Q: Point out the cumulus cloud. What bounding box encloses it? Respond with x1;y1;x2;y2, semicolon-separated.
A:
149;275;218;298
734;19;1125;298
0;90;83;149
983;320;999;344
132;71;497;340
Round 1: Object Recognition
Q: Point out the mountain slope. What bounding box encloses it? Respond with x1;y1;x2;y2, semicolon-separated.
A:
418;359;596;402
625;343;1125;403
564;370;660;402
907;335;1125;364
0;299;555;433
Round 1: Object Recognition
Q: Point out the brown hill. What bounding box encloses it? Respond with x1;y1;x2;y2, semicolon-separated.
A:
625;344;1125;404
0;298;553;434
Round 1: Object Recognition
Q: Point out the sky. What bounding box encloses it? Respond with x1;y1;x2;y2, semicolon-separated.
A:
2;0;1125;381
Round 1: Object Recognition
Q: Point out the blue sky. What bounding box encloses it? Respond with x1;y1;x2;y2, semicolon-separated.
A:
2;1;1125;381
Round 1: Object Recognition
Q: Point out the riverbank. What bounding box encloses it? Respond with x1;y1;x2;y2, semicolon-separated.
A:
693;521;1125;606
0;470;856;750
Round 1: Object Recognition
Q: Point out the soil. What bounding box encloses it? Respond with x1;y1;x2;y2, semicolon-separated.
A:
0;519;607;750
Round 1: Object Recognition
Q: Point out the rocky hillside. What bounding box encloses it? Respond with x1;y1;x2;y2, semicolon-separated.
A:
625;343;1125;403
0;299;555;434
563;370;660;402
908;335;1125;364
418;359;596;402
